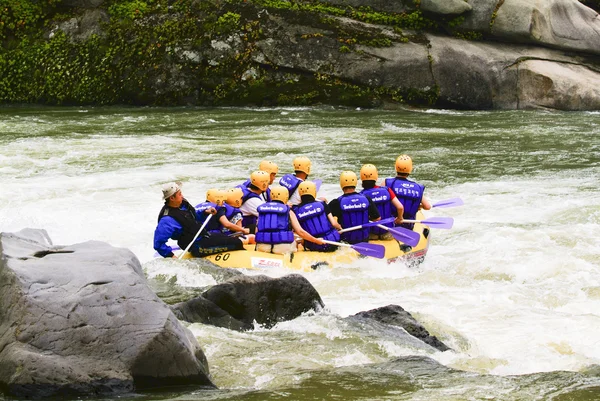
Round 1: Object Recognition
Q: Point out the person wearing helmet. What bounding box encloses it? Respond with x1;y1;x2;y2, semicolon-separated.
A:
154;182;245;258
328;171;380;244
384;155;431;230
196;189;253;240
239;170;270;234
279;156;311;206
360;164;404;240
236;160;279;202
292;181;342;252
255;186;324;254
222;188;245;232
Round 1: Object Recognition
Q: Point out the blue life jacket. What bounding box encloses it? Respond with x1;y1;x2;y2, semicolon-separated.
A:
240;187;262;227
338;193;370;244
384;177;425;230
256;202;294;244
220;203;242;235
279;174;302;197
237;179;271;202
223;203;241;221
361;187;394;235
293;201;340;251
194;201;223;233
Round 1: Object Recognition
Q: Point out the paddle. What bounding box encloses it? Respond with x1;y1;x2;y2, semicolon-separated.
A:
178;214;213;260
338;217;420;247
375;225;420;247
338;217;396;233
314;179;322;192
321;240;385;259
432;197;463;208
401;217;454;229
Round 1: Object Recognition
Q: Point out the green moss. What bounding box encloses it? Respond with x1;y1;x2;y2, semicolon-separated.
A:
0;0;442;107
108;0;150;20
0;0;59;40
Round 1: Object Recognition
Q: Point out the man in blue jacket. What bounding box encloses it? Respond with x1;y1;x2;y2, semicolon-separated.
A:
154;182;244;258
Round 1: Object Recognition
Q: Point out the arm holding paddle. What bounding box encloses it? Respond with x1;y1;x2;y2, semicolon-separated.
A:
391;196;404;225
289;210;325;246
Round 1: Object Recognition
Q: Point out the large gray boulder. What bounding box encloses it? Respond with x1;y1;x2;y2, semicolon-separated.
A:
458;0;600;56
349;305;450;352
492;0;600;56
428;34;600;110
420;0;472;16
174;274;324;330
0;229;214;398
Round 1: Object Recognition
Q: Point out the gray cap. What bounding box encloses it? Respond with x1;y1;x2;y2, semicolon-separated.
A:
162;182;181;200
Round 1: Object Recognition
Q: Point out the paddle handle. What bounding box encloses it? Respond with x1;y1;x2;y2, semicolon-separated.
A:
178;214;213;260
321;239;351;248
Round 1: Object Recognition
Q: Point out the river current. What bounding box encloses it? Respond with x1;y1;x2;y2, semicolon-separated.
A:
1;106;599;400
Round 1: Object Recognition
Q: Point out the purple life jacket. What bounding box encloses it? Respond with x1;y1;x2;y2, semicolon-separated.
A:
339;193;369;244
361;187;394;235
194;201;223;233
240;187;262;227
293;201;340;251
384;177;425;230
256;202;294;244
279;174;302;197
237;179;271;202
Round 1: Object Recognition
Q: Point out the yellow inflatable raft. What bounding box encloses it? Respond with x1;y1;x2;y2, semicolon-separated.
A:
185;214;431;271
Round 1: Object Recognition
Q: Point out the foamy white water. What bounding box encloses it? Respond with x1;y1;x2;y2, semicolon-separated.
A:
1;107;599;398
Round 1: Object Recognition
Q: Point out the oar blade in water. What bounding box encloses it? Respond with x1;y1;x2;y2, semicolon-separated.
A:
352;243;386;259
422;217;454;229
386;226;421;247
432;197;464;208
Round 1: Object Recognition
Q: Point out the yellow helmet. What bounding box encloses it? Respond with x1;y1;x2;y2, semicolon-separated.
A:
259;160;279;175
250;170;270;191
226;188;244;208
270;186;289;204
395;154;413;174
339;171;358;189
293;156;311;175
298;181;317;198
360;164;378;181
206;188;227;205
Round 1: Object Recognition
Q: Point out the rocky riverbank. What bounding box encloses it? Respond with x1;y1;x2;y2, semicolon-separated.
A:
1;0;600;110
0;229;450;398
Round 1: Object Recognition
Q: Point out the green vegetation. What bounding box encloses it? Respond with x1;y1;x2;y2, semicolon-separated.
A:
0;0;444;107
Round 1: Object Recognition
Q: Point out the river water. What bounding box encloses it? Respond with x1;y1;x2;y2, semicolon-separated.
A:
1;106;599;400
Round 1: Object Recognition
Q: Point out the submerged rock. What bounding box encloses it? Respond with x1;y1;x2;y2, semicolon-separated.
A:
173;274;324;330
0;229;214;398
350;304;450;352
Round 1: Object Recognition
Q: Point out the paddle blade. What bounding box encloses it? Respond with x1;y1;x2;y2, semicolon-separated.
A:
351;243;386;259
364;216;395;229
314;179;322;192
387;226;421;247
432;197;464;208
422;217;454;229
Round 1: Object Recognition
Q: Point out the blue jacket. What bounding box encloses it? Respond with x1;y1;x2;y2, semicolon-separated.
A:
154;201;205;258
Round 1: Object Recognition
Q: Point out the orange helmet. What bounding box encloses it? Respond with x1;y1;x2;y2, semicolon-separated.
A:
270;186;289;204
206;188;227;205
293;156;311;175
298;181;317;198
395;154;413;174
360;164;378;181
259;160;279;175
339;171;357;189
250;170;270;191
226;188;244;208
